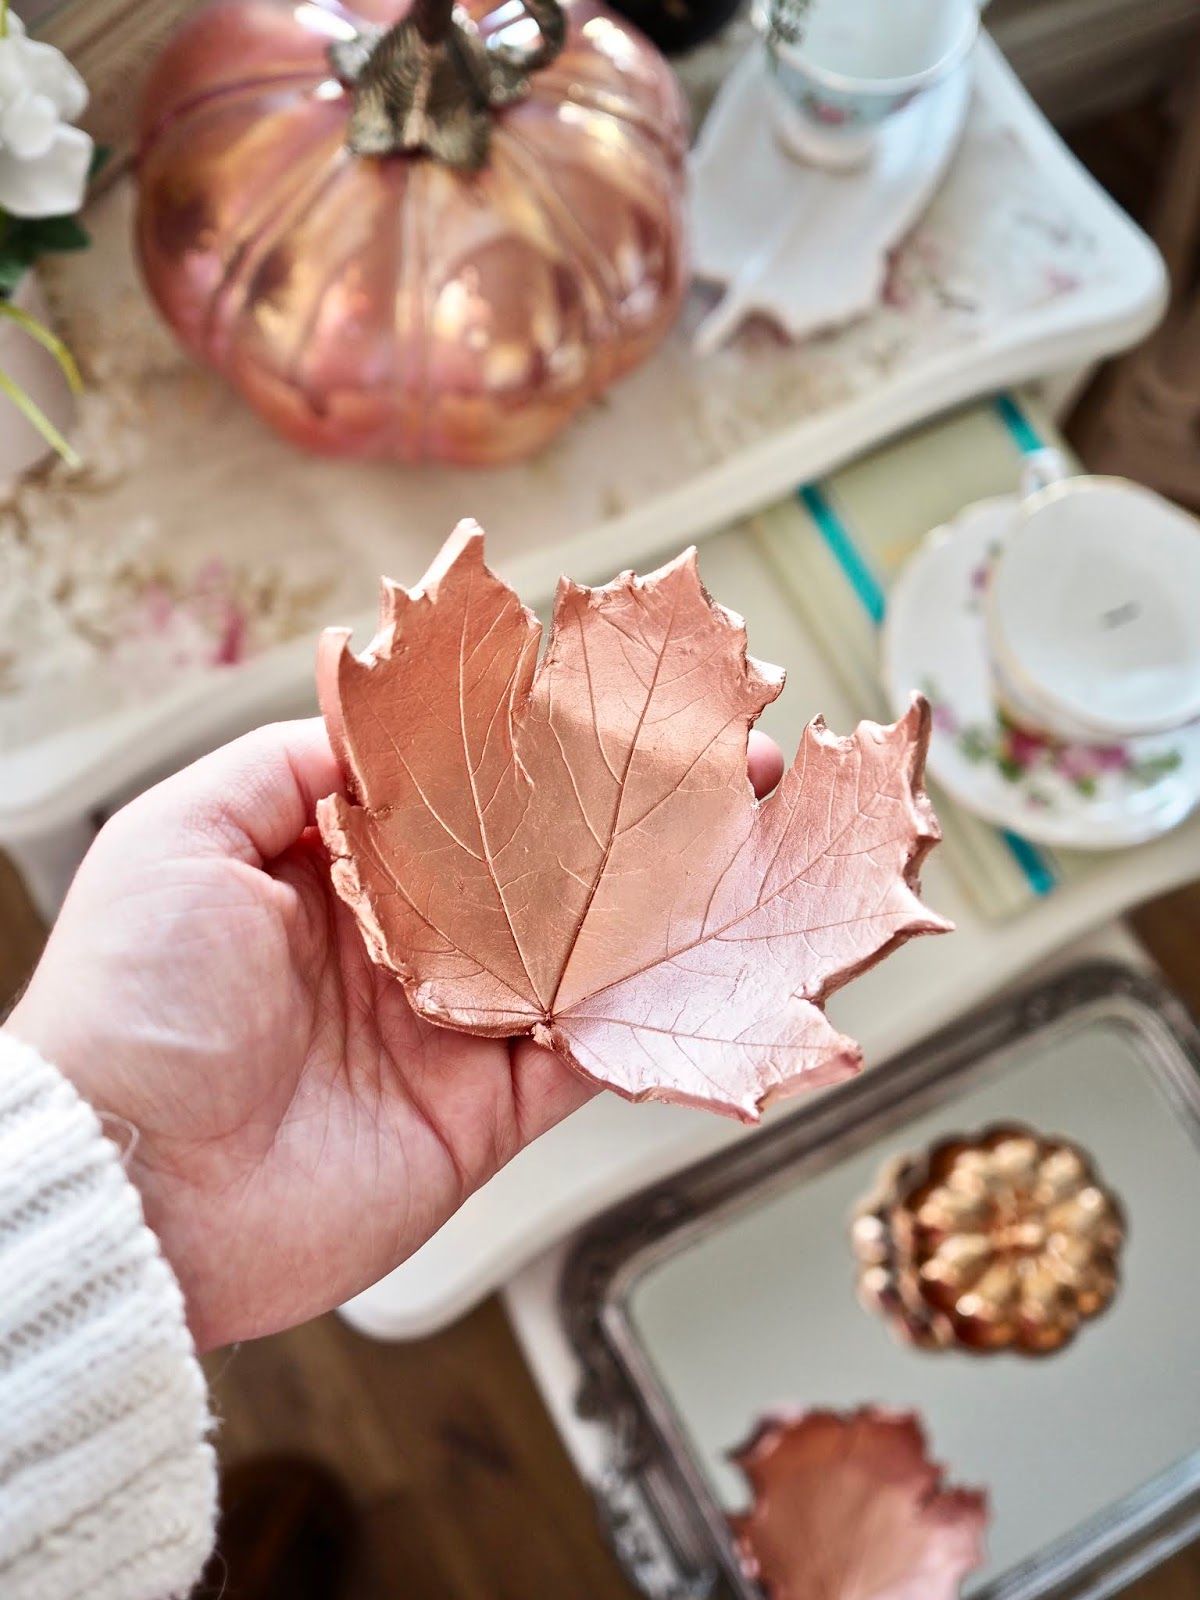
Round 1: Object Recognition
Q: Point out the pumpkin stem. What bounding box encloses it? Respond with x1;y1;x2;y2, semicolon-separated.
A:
329;0;566;172
411;0;454;43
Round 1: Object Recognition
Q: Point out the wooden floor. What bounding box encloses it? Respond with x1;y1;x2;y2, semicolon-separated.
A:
203;1304;641;1600
3;854;1200;1597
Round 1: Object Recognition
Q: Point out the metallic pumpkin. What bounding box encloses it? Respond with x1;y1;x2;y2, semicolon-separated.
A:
853;1123;1126;1356
134;0;689;465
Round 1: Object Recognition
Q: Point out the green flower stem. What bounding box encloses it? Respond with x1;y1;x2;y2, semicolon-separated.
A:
0;365;80;468
0;299;83;468
0;297;84;392
0;1;9;38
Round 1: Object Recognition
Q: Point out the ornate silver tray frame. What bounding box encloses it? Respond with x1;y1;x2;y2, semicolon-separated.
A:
559;964;1200;1600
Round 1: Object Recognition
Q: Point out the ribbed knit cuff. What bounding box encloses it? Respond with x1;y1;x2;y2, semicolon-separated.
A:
0;1033;217;1600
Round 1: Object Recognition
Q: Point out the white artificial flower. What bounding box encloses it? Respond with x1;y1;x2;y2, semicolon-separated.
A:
0;10;92;219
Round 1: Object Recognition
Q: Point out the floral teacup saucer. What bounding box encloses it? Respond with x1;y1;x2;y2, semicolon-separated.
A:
882;496;1200;850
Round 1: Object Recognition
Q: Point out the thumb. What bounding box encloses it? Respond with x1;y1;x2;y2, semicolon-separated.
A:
122;718;344;866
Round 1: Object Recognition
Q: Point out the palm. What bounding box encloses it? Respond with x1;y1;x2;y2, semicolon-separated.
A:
15;823;583;1349
176;836;586;1346
9;719;780;1349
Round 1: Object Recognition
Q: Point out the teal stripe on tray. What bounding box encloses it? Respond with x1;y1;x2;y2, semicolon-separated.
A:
998;829;1056;896
994;391;1046;455
992;392;1059;895
797;424;1058;898
798;483;886;625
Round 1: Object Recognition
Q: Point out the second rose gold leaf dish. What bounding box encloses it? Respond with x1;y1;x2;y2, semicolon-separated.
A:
316;522;949;1122
730;1407;988;1600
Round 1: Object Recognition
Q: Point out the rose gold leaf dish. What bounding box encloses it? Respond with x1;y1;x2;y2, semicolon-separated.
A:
730;1407;988;1600
316;522;949;1122
853;1123;1125;1354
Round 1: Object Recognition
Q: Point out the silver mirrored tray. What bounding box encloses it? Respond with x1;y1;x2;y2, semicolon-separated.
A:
560;964;1200;1600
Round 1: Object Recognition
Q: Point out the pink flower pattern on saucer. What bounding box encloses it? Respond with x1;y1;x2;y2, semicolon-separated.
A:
925;690;1183;810
882;495;1200;849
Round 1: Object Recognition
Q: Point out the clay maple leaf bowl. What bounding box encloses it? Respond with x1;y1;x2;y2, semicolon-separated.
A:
852;1123;1125;1355
315;522;951;1122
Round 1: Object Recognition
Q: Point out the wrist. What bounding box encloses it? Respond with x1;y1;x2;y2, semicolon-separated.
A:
1;1010;215;1347
0;1027;218;1592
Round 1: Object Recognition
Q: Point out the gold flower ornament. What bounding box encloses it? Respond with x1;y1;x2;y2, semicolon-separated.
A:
853;1124;1125;1356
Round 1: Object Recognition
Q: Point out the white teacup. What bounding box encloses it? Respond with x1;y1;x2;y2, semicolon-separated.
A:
757;0;979;170
985;455;1200;746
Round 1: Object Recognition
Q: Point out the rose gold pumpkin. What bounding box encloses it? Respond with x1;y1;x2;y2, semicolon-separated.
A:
135;0;688;465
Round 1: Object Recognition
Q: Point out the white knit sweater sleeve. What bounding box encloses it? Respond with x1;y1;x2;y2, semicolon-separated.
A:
0;1033;217;1600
